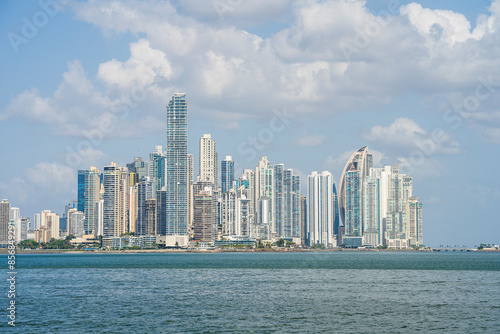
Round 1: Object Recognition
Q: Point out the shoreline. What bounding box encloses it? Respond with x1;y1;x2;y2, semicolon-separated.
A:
1;248;498;255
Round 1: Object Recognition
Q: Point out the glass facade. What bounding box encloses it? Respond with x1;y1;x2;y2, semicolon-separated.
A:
165;93;188;236
221;157;234;194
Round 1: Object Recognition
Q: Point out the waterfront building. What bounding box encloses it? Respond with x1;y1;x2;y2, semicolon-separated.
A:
41;210;60;239
103;163;129;237
77;167;101;234
254;157;274;233
20;217;29;240
187;153;194;236
339;147;373;247
10;207;21;243
300;195;307;246
307;171;336;247
69;211;85;238
273;165;301;238
193;183;217;242
405;197;423;247
165;93;188;236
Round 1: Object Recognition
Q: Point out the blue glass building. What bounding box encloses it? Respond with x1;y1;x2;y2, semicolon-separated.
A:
221;156;234;194
165;93;188;236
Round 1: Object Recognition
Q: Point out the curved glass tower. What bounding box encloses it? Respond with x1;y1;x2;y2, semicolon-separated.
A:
339;147;372;241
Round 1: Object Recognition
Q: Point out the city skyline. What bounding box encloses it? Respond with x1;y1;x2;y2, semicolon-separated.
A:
1;0;500;247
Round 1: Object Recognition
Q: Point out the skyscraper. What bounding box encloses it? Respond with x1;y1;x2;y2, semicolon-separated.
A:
385;164;413;247
307;171;336;247
255;156;274;234
198;134;218;185
137;177;154;236
77;167;101;234
339;146;373;247
187;153;194;236
405;197;423;247
165;93;188;236
273;165;301;238
221;156;234;194
149;146;165;198
193;184;217;242
127;157;148;185
0;199;11;244
103;163;129;237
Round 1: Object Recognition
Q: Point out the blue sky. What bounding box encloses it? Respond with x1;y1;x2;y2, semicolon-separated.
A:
1;0;500;247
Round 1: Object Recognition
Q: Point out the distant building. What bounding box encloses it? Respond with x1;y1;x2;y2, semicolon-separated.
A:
1;199;12;244
127;157;148;185
221;156;234;194
40;210;60;240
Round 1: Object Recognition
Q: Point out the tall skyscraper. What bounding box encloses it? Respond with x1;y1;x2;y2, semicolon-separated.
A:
187;153;194;236
339;146;372;247
300;195;307;246
363;166;391;247
0;199;11;244
307;171;336;247
273;165;301;238
255;156;274;234
103;163;129;237
198;134;218;185
149;146;165;198
385;164;413;247
405;197;423;247
166;93;188;236
221;156;234;194
77;166;101;234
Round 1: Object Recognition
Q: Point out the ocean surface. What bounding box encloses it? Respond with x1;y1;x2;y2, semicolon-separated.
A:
2;251;500;333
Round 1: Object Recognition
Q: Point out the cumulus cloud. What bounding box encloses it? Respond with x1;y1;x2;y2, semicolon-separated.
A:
365;117;460;156
3;0;500;147
3;40;174;138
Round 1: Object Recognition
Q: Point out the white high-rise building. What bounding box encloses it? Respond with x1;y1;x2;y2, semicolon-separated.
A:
363;166;391;247
103;162;129;237
70;211;85;238
406;197;423;247
198;134;218;185
10;207;21;243
33;212;41;230
255;157;274;233
41;210;60;239
307;171;336;248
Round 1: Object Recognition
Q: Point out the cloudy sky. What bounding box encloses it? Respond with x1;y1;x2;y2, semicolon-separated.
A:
1;0;499;247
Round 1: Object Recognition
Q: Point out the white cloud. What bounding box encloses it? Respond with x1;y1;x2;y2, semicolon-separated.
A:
98;38;173;89
3;0;500;147
365;117;460;156
400;3;485;45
